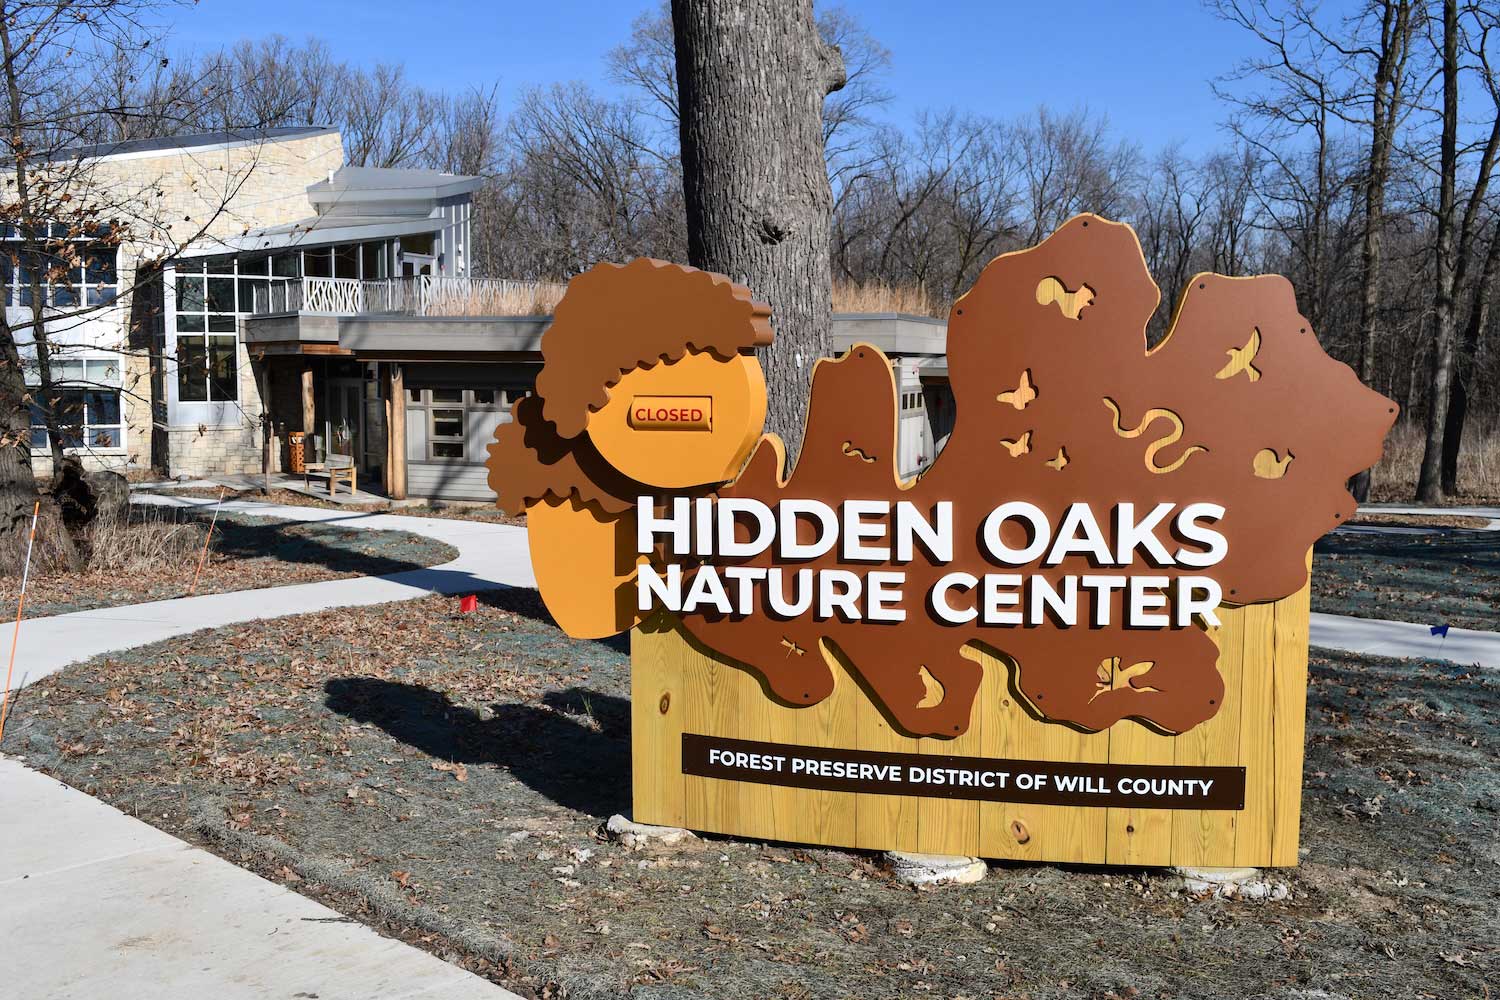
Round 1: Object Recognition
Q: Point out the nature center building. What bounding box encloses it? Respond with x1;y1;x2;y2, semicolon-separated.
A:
31;126;949;501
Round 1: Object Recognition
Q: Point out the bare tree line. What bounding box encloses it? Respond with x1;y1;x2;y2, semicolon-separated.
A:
51;1;1500;500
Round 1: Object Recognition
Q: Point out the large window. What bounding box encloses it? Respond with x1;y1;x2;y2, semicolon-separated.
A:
1;225;118;308
405;386;530;463
174;259;238;402
28;357;124;450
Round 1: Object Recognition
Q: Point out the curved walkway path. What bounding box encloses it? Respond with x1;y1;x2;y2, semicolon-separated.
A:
1;493;535;697
2;493;529;1000
1308;504;1500;668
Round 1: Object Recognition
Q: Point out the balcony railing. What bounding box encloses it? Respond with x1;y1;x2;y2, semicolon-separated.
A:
251;276;568;318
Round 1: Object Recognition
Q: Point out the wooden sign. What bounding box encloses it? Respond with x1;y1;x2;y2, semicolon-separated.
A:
487;217;1396;866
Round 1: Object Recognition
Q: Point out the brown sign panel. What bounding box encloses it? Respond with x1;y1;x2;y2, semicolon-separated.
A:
682;734;1245;810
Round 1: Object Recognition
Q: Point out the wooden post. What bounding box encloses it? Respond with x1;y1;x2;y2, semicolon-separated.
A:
300;362;316;434
384;362;407;500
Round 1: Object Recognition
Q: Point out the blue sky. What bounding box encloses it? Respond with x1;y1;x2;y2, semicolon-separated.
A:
174;0;1296;155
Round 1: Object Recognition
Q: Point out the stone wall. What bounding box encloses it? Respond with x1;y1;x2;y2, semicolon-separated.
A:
80;130;344;475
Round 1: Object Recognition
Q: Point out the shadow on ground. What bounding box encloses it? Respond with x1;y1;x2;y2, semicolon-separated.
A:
324;677;631;818
185;510;453;577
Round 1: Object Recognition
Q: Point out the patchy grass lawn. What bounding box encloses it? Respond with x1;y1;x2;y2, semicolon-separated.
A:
5;592;1494;999
1313;528;1500;632
0;511;457;618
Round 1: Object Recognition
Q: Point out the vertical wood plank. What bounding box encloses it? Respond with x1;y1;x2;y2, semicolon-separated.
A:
1170;609;1245;867
1270;553;1312;866
680;636;736;837
975;648;1046;862
775;648;859;848
917;658;985;857
630;620;685;828
1105;714;1177;867
727;663;780;843
1234;601;1278;867
840;642;920;852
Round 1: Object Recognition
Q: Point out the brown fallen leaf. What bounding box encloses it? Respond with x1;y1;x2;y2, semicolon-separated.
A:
431;761;468;782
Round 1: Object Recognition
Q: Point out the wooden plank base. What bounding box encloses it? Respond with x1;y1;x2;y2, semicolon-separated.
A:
631;570;1310;867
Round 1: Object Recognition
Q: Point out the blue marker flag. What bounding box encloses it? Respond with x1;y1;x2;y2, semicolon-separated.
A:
1430;625;1450;638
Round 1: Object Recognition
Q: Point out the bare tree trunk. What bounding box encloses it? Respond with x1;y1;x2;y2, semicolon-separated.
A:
0;317;39;540
1352;0;1415;504
1440;220;1500;493
672;0;846;462
1417;0;1460;504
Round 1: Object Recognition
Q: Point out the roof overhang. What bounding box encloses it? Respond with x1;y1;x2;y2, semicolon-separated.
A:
338;315;549;358
307;174;482;207
180;215;444;259
244;312;951;367
831;314;948;356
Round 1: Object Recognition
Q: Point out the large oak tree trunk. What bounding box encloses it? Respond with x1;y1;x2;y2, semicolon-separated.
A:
672;0;846;464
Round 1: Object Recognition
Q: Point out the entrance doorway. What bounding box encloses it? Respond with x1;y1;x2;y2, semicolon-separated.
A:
327;378;363;467
327;373;387;487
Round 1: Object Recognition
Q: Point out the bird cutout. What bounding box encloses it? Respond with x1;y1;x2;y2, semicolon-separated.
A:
842;440;876;463
999;430;1032;457
1035;276;1096;319
1103;398;1207;474
1215;328;1263;382
1092;657;1161;703
1044;446;1070;470
780;637;806;657
1253;448;1294;479
997;369;1038;409
916;665;945;709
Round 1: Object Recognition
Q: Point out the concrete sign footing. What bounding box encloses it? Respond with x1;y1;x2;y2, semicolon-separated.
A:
886;852;987;886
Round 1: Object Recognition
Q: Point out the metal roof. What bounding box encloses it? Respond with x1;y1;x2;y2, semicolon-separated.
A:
307;165;482;205
180;213;444;257
46;126;338;163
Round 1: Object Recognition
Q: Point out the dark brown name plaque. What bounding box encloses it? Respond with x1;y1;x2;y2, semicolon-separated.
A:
682;733;1245;810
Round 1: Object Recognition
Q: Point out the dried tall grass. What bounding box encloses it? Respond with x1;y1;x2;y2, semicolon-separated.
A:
1370;420;1500;502
832;281;943;318
83;507;207;575
0;504;205;579
423;281;568;317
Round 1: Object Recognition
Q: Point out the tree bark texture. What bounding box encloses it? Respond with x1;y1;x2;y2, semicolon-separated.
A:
1352;0;1415;504
672;0;846;465
1417;0;1459;504
1440;220;1500;494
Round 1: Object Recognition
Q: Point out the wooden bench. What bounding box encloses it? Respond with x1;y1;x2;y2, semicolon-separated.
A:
304;458;357;497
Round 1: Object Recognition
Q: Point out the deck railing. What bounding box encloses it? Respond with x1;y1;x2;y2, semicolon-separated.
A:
251;276;567;318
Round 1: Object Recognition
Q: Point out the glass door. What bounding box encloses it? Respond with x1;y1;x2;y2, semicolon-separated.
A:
327;379;363;467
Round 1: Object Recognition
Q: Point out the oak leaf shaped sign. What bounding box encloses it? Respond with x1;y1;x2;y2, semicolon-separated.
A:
488;217;1396;738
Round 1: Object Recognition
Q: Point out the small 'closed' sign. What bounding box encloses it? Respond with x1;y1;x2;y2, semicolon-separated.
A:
629;396;713;431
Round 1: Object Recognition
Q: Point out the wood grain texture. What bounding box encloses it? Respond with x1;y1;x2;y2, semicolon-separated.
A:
633;554;1311;866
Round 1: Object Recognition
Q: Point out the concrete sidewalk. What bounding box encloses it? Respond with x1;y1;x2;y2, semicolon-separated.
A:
1;758;519;999
1310;612;1500;668
2;494;536;695
1359;503;1500;529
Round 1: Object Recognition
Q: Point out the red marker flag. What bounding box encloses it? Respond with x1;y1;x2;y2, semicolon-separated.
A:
459;594;478;614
